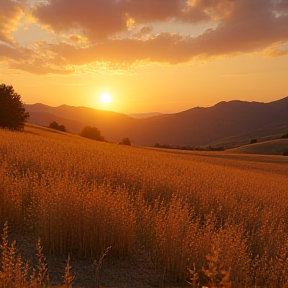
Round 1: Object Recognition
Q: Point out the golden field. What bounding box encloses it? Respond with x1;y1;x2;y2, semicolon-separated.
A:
1;123;288;288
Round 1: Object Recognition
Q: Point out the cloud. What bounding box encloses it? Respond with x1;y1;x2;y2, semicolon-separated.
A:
10;60;71;75
33;0;129;41
69;34;87;43
134;26;153;39
0;42;31;61
0;0;24;43
1;0;288;74
275;0;288;14
264;43;288;57
191;0;288;57
44;0;288;67
32;0;214;41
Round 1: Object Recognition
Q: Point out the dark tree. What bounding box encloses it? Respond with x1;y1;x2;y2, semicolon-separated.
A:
282;133;288;139
80;126;105;141
49;121;66;132
0;84;29;131
120;137;131;146
250;139;257;144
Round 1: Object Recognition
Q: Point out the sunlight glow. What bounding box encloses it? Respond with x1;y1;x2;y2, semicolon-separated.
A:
100;93;112;104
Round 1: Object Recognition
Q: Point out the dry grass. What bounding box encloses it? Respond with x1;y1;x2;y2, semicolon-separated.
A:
1;124;288;287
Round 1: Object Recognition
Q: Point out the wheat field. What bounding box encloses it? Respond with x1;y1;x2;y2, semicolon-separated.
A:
1;123;288;287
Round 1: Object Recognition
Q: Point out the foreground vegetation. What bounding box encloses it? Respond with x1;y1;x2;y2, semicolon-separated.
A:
0;124;288;287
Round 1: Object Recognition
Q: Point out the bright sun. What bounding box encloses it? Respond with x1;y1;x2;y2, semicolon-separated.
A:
100;93;112;104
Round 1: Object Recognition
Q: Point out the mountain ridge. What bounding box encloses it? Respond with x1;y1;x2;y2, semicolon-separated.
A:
24;96;288;147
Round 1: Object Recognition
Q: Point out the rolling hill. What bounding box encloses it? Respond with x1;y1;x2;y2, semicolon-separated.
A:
24;96;288;146
227;139;288;155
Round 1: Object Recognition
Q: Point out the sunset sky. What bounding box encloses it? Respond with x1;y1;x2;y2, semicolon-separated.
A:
1;0;288;114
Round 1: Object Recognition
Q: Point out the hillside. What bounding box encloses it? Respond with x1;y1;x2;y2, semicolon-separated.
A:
227;139;288;155
25;103;137;142
128;112;163;118
1;123;288;287
206;122;288;149
24;96;288;146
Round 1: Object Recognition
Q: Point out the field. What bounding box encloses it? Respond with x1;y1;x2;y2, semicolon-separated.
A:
1;124;288;288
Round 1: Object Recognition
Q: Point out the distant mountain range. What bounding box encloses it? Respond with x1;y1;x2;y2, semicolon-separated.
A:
24;97;288;147
128;112;163;119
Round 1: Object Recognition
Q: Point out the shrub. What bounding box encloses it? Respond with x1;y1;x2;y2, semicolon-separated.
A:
282;133;288;139
80;126;105;141
49;121;66;132
250;139;257;144
120;137;131;146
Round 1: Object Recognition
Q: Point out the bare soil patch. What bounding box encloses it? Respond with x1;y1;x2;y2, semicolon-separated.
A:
11;227;180;288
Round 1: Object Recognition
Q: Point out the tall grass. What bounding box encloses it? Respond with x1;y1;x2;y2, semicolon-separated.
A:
1;124;288;287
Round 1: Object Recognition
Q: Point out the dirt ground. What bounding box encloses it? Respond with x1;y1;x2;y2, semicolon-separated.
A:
11;228;181;288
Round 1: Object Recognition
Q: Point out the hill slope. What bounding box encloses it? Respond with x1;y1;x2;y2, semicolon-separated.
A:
25;103;137;142
227;139;288;155
24;96;288;146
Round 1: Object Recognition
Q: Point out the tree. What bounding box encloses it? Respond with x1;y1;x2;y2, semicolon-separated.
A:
120;137;131;146
282;133;288;139
49;121;66;132
250;139;257;144
80;126;105;141
0;84;29;131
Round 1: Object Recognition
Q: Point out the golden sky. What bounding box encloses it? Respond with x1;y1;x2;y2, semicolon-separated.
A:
1;0;288;113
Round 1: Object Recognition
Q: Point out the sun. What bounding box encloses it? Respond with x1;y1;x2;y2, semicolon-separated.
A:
100;93;112;104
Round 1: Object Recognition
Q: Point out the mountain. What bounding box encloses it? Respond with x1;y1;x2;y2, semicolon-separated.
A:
128;112;163;119
25;103;138;143
24;97;288;146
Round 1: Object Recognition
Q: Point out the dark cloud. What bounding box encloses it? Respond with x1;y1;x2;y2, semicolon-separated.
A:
192;0;288;56
33;0;129;40
275;0;288;14
33;0;212;41
44;0;288;68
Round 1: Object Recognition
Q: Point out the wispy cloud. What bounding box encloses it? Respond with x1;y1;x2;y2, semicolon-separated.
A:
221;72;260;77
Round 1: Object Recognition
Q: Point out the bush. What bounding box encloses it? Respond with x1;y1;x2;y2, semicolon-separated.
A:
120;137;131;146
49;121;66;132
250;139;257;144
282;133;288;139
0;84;29;131
283;149;288;156
80;126;105;141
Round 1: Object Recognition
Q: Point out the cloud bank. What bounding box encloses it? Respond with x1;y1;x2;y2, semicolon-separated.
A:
1;0;288;74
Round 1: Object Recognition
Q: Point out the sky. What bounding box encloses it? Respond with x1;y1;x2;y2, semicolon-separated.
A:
0;0;288;114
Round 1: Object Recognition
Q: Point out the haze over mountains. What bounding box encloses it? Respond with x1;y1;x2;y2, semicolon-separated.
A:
24;97;288;147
